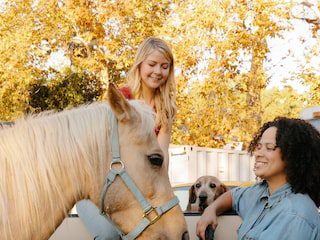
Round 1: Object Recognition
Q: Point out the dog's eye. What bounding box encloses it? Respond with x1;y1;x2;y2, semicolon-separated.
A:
195;183;201;188
209;183;216;188
147;154;163;166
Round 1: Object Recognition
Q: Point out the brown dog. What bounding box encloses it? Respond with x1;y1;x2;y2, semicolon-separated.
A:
187;176;227;212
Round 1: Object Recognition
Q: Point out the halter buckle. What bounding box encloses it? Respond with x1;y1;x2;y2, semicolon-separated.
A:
143;207;160;225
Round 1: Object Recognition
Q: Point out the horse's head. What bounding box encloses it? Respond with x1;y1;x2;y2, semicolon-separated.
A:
103;84;188;239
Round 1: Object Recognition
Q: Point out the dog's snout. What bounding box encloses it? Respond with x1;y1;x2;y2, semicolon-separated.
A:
182;231;189;240
199;193;208;203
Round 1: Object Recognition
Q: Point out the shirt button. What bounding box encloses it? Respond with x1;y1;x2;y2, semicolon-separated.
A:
244;236;253;240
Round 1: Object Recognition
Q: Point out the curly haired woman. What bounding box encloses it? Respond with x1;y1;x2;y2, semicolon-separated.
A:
197;117;320;240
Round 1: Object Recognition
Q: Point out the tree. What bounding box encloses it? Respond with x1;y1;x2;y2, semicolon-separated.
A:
0;0;318;149
261;86;307;123
290;0;320;107
29;69;103;111
0;0;171;119
160;0;291;148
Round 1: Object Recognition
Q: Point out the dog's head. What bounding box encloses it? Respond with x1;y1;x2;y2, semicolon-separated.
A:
187;176;227;212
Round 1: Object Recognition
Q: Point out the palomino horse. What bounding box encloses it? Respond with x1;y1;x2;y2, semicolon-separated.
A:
0;84;188;240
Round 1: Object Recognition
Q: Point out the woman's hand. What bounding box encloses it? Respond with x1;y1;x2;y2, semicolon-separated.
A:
196;191;233;239
196;204;218;240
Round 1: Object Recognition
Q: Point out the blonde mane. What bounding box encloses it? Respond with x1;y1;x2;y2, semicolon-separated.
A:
0;100;155;239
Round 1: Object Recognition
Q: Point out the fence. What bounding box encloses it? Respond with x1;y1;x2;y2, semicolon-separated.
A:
168;145;256;185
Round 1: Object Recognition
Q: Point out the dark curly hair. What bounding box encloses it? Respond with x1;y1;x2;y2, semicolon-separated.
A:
248;117;320;207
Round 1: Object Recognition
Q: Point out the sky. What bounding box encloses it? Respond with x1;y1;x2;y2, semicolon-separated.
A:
266;0;319;93
266;19;314;93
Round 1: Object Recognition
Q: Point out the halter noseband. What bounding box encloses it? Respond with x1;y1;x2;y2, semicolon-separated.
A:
99;111;179;240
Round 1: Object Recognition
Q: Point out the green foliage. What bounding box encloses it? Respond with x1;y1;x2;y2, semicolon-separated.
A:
29;69;104;112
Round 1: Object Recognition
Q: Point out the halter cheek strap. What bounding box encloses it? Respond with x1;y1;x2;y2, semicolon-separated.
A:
99;111;179;240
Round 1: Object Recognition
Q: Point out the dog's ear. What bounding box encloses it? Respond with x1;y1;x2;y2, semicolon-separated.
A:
188;185;197;204
221;183;228;193
214;183;228;200
186;185;196;211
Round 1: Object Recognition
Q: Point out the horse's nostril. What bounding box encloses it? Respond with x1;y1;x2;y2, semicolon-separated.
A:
182;231;189;240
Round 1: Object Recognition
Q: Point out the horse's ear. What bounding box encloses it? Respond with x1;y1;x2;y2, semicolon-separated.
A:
108;83;136;123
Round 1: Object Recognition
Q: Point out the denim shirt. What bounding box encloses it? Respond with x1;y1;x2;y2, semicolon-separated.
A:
231;182;320;240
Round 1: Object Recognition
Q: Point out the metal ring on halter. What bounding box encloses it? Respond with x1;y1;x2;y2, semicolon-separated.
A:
109;160;125;171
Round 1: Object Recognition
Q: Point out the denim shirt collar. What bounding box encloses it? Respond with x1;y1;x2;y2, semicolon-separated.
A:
260;182;292;208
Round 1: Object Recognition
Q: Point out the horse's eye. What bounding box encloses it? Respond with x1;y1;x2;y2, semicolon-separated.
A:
195;183;201;188
209;183;216;188
148;154;163;166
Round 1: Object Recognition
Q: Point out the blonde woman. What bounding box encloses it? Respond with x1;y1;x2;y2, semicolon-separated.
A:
120;36;177;164
77;37;177;239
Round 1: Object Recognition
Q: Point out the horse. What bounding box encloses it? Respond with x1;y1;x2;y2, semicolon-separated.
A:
0;84;188;240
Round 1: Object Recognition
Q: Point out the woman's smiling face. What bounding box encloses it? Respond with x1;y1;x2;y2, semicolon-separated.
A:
139;50;170;90
253;127;287;182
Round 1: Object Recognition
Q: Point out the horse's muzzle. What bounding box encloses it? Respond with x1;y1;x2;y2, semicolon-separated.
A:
182;231;190;240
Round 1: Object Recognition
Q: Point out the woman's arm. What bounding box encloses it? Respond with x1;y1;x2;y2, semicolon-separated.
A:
157;119;172;171
196;191;233;240
157;126;171;171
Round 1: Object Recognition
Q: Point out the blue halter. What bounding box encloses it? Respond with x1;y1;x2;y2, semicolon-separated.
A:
99;111;179;240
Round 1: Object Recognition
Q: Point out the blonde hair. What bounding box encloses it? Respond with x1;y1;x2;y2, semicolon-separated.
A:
127;37;177;130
